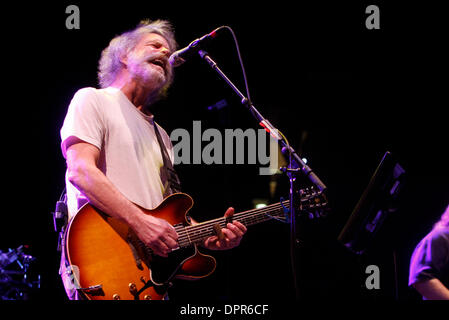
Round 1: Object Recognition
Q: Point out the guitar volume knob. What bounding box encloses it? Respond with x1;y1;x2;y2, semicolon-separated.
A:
129;283;137;295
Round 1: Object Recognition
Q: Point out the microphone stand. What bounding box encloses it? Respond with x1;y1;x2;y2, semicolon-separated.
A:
198;50;327;300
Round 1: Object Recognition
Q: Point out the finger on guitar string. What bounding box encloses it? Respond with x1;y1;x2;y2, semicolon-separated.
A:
235;221;247;233
214;229;232;249
165;223;179;242
203;235;219;249
162;234;179;250
226;222;247;237
223;207;235;217
221;228;236;242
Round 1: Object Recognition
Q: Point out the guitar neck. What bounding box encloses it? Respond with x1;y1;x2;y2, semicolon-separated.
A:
176;200;290;247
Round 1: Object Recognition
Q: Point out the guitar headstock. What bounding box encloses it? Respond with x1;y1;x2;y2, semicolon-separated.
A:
298;186;330;219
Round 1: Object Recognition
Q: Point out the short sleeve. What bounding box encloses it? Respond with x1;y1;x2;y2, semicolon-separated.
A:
60;88;105;158
409;229;449;286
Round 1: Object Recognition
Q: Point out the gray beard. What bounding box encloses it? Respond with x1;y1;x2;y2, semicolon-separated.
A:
127;51;173;106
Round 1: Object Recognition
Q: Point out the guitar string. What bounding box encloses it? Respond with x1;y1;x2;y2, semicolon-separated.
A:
186;192;326;237
175;201;291;247
139;204;282;254
174;200;287;241
174;193;324;248
185;207;287;245
177;196;326;246
135;190;319;252
175;211;281;247
135;202;291;252
178;201;288;237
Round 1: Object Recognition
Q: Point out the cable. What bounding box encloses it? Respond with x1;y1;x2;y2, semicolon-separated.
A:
216;26;252;106
59;186;67;202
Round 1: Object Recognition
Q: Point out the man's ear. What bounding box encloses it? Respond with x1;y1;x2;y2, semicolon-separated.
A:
119;53;129;68
119;50;131;69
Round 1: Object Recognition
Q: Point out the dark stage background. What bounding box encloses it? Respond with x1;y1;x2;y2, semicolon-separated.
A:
3;1;447;303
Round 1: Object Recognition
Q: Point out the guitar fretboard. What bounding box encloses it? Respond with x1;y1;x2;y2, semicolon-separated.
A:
175;200;290;248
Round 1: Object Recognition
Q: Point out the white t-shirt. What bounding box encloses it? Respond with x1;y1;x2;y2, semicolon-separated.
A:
60;87;174;218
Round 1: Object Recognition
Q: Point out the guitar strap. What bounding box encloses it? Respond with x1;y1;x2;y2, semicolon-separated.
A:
153;122;182;197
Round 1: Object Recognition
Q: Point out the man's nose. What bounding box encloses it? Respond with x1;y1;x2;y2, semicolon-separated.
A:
160;46;170;58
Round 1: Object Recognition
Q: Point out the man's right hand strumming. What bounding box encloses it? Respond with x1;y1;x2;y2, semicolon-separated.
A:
130;213;179;257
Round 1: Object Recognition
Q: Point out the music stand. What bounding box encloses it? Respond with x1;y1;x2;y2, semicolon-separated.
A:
338;151;406;255
337;151;406;299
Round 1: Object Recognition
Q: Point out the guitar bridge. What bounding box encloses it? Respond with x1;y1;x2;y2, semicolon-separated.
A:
78;284;104;296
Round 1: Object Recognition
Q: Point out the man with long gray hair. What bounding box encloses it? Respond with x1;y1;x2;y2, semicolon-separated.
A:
59;20;246;300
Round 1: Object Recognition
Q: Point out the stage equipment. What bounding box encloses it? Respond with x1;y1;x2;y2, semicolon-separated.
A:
338;151;406;299
338;151;405;254
0;245;40;300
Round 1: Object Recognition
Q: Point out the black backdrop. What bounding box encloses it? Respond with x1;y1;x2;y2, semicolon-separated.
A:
3;0;447;304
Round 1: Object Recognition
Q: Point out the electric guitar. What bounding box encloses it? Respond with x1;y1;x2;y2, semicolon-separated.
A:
64;188;328;300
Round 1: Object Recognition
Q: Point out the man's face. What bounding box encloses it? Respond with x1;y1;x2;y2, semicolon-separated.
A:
125;33;173;89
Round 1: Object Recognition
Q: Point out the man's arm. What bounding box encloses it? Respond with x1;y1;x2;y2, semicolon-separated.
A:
65;137;178;257
413;278;449;300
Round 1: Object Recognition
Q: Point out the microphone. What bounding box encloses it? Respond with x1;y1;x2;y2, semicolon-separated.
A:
169;27;221;67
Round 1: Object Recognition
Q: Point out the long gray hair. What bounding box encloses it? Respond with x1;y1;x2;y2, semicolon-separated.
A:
97;19;177;101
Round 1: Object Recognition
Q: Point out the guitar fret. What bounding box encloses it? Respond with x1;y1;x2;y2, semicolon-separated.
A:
171;198;301;249
181;201;290;246
132;202;291;253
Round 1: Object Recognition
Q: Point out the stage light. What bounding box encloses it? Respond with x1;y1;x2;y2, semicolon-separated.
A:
252;198;268;209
